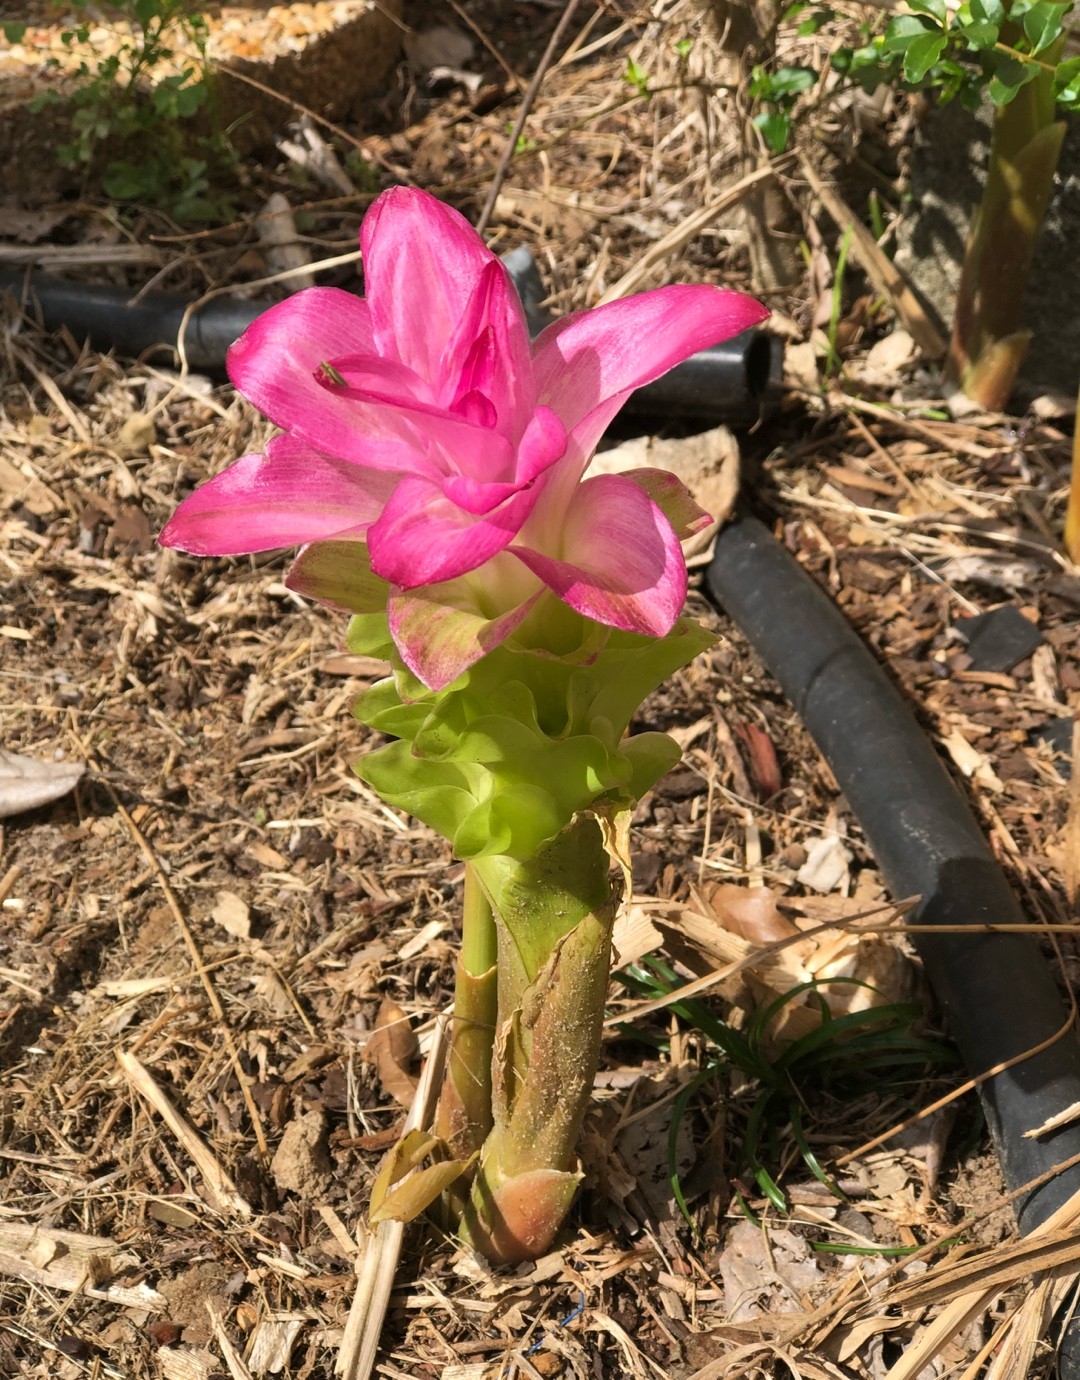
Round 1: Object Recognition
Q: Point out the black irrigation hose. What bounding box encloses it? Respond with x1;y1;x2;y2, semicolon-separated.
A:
705;515;1080;1370
0;259;781;424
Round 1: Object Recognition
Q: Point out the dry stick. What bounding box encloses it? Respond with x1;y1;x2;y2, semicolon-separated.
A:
68;723;270;1160
0;865;22;908
117;1049;252;1218
474;0;586;237
216;64;413;182
174;249;362;376
800;156;948;360
335;1015;449;1380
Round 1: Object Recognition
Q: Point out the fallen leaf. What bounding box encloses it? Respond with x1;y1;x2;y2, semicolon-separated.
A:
0;454;59;515
115;413;156;458
247;840;289;869
364;998;419;1108
211;890;250;940
859;328;916;385
0;203;70;242
710;883;796;945
718;1219;821;1322
0;750;85;819
109;502;153;552
732;720;783;798
405;25;474;74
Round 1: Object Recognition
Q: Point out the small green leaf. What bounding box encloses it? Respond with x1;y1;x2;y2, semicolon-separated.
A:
969;0;1005;24
134;0;161;27
761;64;816;98
907;0;947;24
174;82;207;118
1022;0;1069;53
103;162;150;199
986;53;1040;103
1055;55;1080;104
882;13;936;51
623;57;649;95
959;17;999;48
902;30;947;81
797;7;836;36
753;111;792;153
2;22;27;42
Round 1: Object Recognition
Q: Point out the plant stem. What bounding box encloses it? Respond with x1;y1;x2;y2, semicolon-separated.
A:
944;30;1065;408
434;864;497;1166
458;816;617;1262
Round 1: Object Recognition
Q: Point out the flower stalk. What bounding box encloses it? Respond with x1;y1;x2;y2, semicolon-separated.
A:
434;864;496;1168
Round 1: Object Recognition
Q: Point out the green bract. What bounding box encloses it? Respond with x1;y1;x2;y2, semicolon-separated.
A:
349;594;712;865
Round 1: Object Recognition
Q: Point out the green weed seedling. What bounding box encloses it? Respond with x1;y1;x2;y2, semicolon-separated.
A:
29;0;234;222
614;955;957;1250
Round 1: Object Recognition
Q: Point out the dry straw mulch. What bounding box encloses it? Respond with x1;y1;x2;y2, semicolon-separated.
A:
1;2;1079;1377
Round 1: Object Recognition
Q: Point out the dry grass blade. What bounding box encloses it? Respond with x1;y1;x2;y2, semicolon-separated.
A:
474;0;587;236
117;1049;253;1218
70;724;271;1159
823;1190;1080;1379
886;1229;1080;1310
336;1014;449;1380
982;1273;1072;1380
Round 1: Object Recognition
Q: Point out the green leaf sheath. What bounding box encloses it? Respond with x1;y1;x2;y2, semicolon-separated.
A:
945;22;1066;406
462;821;618;1262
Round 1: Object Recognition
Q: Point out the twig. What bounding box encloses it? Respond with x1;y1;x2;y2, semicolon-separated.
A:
217;64;414;183
800;156;948;360
335;1014;449;1380
444;0;524;90
475;0;586;237
118;1050;252;1218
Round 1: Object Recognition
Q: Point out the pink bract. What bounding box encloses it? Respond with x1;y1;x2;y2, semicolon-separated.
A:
160;186;768;687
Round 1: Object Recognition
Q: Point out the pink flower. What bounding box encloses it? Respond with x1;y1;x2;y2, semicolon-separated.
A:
160;187;767;687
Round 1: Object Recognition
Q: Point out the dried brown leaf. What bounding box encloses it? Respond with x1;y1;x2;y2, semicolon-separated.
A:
365;998;419;1108
0;749;84;818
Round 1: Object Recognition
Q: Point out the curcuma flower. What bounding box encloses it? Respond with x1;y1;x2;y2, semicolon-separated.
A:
160;187;767;687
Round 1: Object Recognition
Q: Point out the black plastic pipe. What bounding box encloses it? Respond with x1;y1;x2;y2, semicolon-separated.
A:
0;258;779;424
706;515;1080;1366
0;271;266;373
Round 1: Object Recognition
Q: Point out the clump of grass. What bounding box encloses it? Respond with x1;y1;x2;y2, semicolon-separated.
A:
614;954;958;1245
